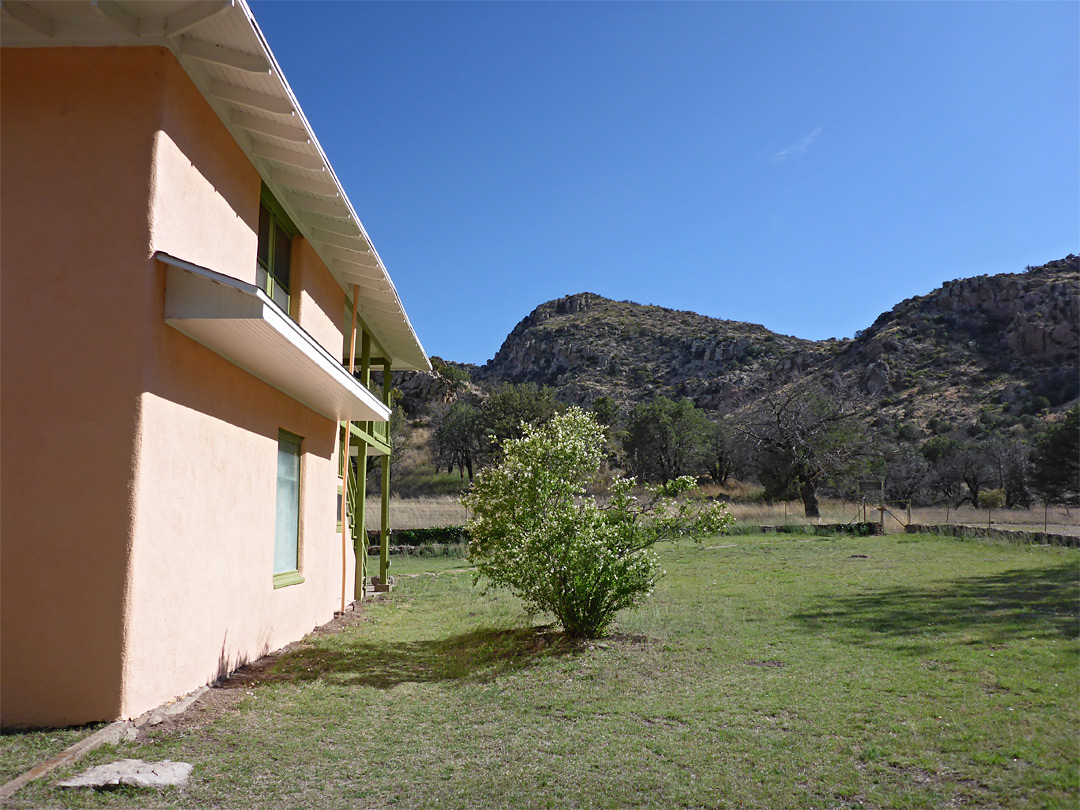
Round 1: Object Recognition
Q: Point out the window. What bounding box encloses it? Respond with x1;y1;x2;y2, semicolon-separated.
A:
273;430;304;588
257;188;297;314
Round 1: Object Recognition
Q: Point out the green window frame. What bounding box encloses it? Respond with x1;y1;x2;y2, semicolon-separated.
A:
273;429;305;589
257;187;298;316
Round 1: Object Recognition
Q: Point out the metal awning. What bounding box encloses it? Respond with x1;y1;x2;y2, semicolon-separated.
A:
159;252;391;422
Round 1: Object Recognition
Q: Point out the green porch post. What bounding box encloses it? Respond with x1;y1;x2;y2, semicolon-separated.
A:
353;330;372;600
380;365;392;584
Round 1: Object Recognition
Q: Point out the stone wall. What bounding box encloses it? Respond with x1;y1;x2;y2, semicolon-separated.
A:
905;523;1079;548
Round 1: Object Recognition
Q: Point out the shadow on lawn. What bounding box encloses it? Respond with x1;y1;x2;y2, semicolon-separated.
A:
792;563;1079;651
268;625;580;689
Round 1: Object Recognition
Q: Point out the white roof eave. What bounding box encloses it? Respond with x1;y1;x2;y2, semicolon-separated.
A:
223;1;429;372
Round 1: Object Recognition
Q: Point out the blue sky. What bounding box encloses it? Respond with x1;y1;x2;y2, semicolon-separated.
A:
252;1;1079;365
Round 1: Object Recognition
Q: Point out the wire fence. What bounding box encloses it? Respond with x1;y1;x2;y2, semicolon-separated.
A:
371;493;1078;537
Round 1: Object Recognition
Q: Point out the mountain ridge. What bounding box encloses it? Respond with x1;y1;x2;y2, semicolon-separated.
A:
404;256;1079;434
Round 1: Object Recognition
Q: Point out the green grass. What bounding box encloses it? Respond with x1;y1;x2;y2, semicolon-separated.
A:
0;725;104;785
7;534;1078;809
378;550;473;577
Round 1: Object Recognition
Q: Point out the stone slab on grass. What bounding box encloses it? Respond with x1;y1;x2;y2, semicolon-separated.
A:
57;759;192;791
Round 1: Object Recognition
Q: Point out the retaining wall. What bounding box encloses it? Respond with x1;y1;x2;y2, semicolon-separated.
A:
905;524;1079;548
759;523;883;536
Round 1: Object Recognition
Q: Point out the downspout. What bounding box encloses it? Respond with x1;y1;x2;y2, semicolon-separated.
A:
340;284;359;613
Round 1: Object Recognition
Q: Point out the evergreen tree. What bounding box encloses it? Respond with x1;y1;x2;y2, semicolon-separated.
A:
1030;406;1080;507
622;397;710;482
481;382;561;450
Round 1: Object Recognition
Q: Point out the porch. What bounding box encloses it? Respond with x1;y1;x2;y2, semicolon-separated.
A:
340;306;398;600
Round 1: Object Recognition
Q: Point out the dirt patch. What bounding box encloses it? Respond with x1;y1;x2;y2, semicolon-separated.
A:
886;763;992;807
607;632;651;646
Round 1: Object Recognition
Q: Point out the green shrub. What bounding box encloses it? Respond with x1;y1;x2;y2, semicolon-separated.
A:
398;526;470;546
464;408;733;638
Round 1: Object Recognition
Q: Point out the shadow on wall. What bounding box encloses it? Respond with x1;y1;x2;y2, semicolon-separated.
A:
146;59;337;461
266;625;586;690
213;631;268;686
791;563;1079;653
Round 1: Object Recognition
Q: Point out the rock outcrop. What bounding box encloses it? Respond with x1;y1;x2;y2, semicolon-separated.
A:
473;293;831;408
836;255;1079;419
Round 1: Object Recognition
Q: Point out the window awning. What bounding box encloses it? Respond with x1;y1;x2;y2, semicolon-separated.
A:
159;252;391;423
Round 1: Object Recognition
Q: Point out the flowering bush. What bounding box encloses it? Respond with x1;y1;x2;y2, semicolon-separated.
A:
463;407;733;638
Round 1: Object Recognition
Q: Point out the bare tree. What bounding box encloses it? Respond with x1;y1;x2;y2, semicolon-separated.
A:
985;433;1032;508
705;416;740;486
737;379;866;517
875;442;932;507
956;442;995;507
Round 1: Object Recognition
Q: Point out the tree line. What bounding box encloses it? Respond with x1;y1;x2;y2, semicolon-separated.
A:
431;381;1079;517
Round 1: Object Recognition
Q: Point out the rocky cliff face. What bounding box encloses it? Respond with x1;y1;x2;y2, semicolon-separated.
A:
465;256;1078;427
393;357;483;416
834;256;1079;422
474;293;833;408
852;257;1078;365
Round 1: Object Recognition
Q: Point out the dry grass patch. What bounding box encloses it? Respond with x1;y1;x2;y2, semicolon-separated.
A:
365;495;467;529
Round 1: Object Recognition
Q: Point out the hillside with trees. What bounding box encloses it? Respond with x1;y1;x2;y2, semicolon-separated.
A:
388;257;1079;515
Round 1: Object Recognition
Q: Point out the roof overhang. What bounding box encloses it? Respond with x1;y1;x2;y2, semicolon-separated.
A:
159;252;391;423
1;0;431;372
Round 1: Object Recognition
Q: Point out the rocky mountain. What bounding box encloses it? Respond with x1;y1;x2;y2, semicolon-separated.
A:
468;294;836;408
832;256;1079;428
399;257;1078;432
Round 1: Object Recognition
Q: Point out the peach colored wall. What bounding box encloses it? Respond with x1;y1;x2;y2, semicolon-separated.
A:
2;47;356;726
294;238;347;357
0;48;166;727
122;54;351;717
148;52;259;284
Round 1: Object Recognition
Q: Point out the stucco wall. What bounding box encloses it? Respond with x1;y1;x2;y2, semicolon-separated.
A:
2;46;355;726
294;237;347;357
0;47;164;728
123;52;350;718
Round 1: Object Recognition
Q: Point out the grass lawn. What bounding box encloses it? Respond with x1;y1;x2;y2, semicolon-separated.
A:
7;533;1077;809
0;725;105;785
376;550;474;577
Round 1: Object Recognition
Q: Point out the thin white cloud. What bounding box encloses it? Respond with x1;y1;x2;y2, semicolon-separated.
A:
772;126;823;164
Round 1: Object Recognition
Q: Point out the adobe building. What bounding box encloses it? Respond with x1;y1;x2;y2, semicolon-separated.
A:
1;0;429;727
